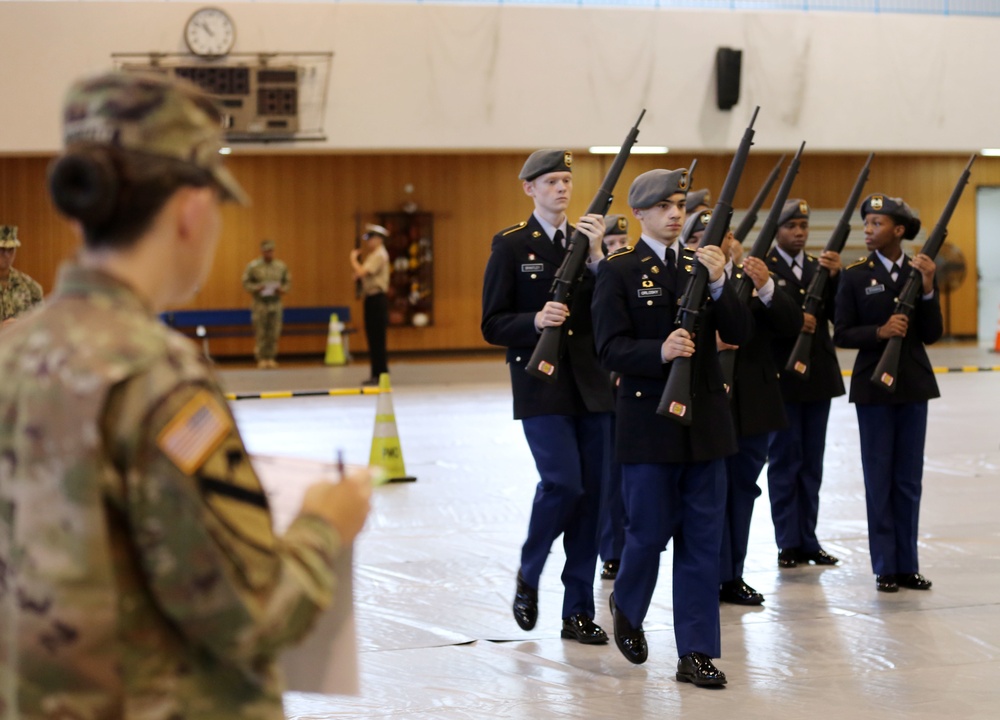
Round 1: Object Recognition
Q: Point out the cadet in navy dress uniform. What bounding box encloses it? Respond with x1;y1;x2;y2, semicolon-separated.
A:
766;200;846;569
592;169;751;686
481;149;614;644
598;215;632;582
833;195;942;593
692;212;803;606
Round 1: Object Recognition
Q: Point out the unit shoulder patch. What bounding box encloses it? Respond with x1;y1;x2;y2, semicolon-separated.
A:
500;221;528;237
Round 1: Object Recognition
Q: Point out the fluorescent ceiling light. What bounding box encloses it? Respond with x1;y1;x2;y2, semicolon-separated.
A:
981;148;1000;157
590;145;668;155
219;146;233;155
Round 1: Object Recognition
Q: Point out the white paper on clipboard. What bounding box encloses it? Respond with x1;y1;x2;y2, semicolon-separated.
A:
251;453;359;695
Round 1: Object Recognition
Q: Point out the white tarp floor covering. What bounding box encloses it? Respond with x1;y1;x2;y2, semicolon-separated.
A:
221;344;1000;719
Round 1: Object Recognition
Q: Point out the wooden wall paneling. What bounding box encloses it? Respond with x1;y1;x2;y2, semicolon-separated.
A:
2;152;994;354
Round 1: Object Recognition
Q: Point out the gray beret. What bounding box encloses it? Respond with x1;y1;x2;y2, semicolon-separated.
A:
860;194;921;240
604;214;629;237
628;168;690;209
681;208;713;245
519;149;573;181
778;199;811;227
686;188;712;213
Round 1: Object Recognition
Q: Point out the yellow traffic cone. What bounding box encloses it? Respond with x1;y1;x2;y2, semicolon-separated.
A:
368;373;416;483
324;313;347;366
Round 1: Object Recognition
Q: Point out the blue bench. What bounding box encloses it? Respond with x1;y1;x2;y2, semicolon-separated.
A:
160;306;354;357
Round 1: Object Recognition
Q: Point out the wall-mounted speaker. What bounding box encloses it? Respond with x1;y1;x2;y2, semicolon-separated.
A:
716;47;742;111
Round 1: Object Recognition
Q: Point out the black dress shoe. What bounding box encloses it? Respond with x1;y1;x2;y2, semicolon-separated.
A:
513;571;538;630
719;578;764;606
560;613;609;645
876;575;899;593
800;548;840;565
676;652;727;687
609;592;647;664
777;548;801;568
601;559;620;581
895;573;933;590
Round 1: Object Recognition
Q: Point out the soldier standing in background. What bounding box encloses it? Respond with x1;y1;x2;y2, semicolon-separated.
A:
0;224;44;329
350;224;391;386
0;71;370;719
242;238;290;368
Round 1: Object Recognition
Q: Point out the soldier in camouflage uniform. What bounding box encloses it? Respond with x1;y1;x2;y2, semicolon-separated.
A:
0;225;44;329
242;239;291;369
0;71;370;720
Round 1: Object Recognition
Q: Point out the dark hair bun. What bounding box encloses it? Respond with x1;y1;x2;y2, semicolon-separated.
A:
903;217;921;240
48;149;119;227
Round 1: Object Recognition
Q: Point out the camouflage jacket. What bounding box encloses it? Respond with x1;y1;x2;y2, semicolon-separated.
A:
0;267;43;321
241;259;290;305
0;265;340;720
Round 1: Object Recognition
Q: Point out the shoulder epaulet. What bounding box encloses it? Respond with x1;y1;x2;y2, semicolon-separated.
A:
846;256;869;270
608;245;635;259
500;221;528;237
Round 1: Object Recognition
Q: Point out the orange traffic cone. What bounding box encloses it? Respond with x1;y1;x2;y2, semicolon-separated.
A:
368;373;416;483
994;307;1000;352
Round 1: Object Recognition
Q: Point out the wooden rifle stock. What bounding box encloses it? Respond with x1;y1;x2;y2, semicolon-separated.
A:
657;106;759;425
525;110;646;382
870;154;976;391
785;152;874;379
720;141;806;389
733;154;786;243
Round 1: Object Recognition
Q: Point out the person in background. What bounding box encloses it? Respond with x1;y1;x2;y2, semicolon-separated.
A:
689;211;803;606
766;199;845;569
598;214;631;581
481;149;613;646
834;194;942;593
0;224;44;329
242;238;291;369
593;168;750;686
350;224;391;386
0;71;371;719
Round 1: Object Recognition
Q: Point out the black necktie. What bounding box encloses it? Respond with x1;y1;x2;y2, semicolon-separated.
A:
553;229;565;251
891;265;899;283
665;247;676;273
792;258;802;280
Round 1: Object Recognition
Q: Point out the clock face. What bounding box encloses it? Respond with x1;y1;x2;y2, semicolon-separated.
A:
184;7;236;57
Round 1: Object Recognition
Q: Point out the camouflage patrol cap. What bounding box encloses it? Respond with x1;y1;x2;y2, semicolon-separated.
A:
604;214;629;237
0;225;19;249
681;208;713;245
860;194;921;240
628;169;689;209
260;239;275;251
61;71;248;205
686;188;712;213
519;149;573;181
778;198;810;226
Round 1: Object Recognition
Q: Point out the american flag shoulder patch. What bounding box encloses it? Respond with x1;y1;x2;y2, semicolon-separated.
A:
157;389;233;475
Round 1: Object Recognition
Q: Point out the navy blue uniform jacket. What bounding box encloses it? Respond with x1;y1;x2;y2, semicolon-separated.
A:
482;215;614;419
729;270;803;437
592;239;752;464
833;252;943;404
768;250;846;403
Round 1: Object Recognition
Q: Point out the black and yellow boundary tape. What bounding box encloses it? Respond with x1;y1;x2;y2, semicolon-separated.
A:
225;367;1000;401
841;365;1000;377
226;387;385;401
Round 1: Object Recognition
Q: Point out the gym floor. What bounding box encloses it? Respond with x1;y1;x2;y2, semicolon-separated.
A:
221;343;1000;719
